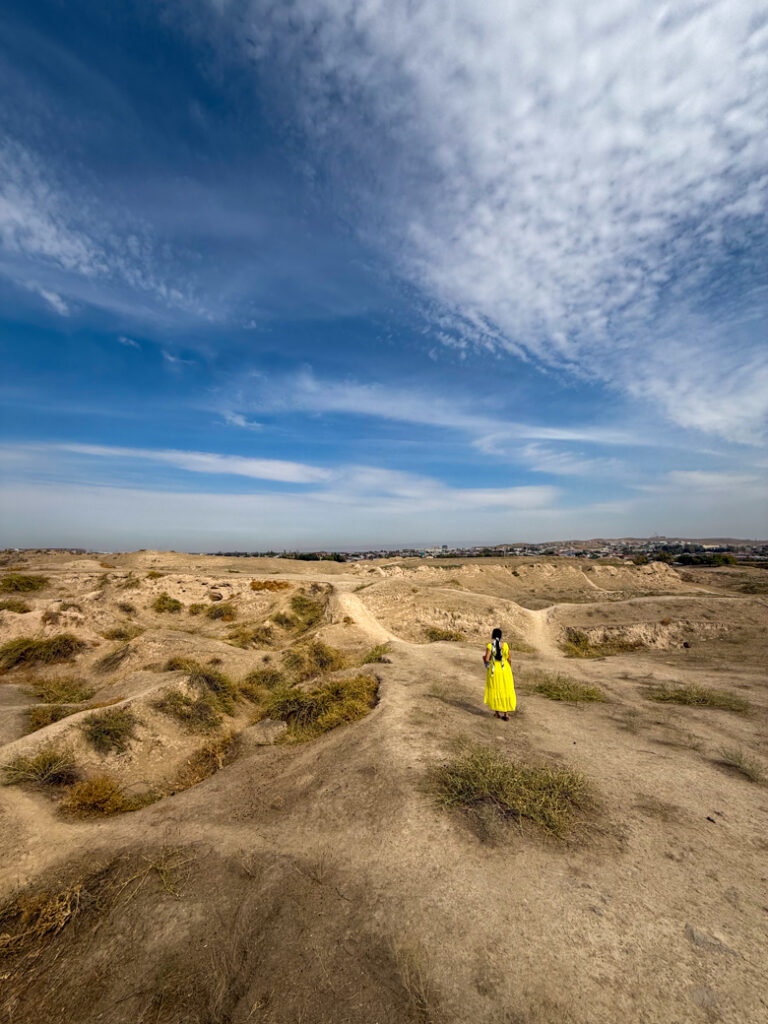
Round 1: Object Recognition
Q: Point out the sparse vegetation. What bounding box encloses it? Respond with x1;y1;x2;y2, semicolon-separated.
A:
152;592;183;613
188;664;239;714
41;609;61;625
154;690;223;732
562;627;641;658
60;600;82;612
264;674;378;741
644;683;750;713
205;601;237;621
60;775;156;816
2;745;78;787
81;707;137;754
532;674;605;703
716;747;765;784
272;611;294;628
174;734;240;790
0;573;48;593
116;601;136;614
0;634;86;671
146;570;164;579
431;744;591;839
188;602;206;615
284;639;346;681
289;590;325;630
0;598;31;613
424;626;465;642
164;655;201;672
27;704;77;732
95;643;132;674
119;574;141;589
31;677;95;703
102;625;143;641
240;666;284;701
227;623;273;648
361;642;391;664
250;579;290;592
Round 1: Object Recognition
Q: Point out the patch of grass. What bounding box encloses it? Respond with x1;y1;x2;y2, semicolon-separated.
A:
283;638;346;681
116;601;135;614
95;643;132;674
644;683;750;713
174;734;240;791
226;623;273;648
153;690;223;732
424;626;465;642
532;674;605;703
59;601;82;612
562;627;641;658
431;744;591;839
188;664;239;713
146;570;164;579
81;707;137;755
290;590;325;630
101;625;143;641
272;611;295;628
0;598;31;613
27;704;77;732
188;602;206;615
0;634;86;671
264;674;378;742
30;677;95;703
716;747;765;784
205;601;237;622
250;579;290;592
0;574;49;593
60;775;157;816
240;666;284;702
163;655;201;672
119;574;141;589
361;642;391;664
2;745;79;787
152;592;183;613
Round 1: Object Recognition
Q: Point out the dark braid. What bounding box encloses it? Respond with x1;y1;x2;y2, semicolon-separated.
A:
491;627;503;661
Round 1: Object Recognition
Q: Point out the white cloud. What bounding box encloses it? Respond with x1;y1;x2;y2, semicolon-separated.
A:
118;335;141;349
222;411;262;430
226;0;768;442
35;287;69;316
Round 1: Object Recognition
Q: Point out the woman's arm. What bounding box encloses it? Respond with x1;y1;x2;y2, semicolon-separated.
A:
482;646;490;665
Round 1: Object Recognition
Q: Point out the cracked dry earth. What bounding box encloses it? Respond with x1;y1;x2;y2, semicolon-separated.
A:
0;551;767;1024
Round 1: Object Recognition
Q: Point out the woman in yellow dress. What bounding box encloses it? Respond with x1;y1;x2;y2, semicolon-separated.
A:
483;627;516;720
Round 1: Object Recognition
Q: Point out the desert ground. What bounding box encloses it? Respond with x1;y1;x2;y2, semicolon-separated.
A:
0;550;766;1024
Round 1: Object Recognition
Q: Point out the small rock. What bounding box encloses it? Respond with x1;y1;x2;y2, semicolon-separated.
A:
208;591;223;602
684;924;736;956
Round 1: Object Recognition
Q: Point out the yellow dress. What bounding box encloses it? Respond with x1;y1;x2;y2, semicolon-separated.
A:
484;642;516;713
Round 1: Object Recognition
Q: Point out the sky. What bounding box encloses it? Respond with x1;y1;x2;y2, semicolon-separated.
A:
0;0;766;551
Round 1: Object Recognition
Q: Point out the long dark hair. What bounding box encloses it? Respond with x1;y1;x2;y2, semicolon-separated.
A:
491;627;502;661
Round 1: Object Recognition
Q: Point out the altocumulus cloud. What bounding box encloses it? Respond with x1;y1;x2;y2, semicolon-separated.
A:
203;0;768;442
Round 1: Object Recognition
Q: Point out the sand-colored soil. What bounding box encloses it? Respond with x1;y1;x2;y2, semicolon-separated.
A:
0;552;766;1023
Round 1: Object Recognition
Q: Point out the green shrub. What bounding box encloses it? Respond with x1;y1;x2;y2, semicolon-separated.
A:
152;592;183;613
431;744;591;838
283;639;346;681
289;591;325;630
424;626;465;642
81;707;137;754
533;674;604;703
0;574;49;593
153;690;222;732
0;599;31;613
264;674;378;741
361;643;391;664
2;745;79;786
644;684;749;713
0;634;86;671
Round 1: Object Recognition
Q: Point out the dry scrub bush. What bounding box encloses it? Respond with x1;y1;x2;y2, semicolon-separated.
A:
424;626;465;642
272;611;295;628
188;664;239;713
118;573;141;589
0;573;48;593
0;634;86;671
116;600;136;614
361;643;391;664
2;745;79;787
644;683;749;713
290;590;325;630
81;707;137;754
264;674;378;742
283;639;346;681
32;677;95;703
102;625;142;641
562;627;640;658
95;642;132;674
152;592;183;613
0;598;31;613
205;601;237;622
239;666;284;702
174;734;240;790
61;775;157;816
146;570;164;579
164;655;201;672
431;744;591;839
227;623;273;648
533;674;605;703
154;690;223;732
188;602;206;615
27;704;76;732
250;579;290;591
59;601;82;612
716;747;765;784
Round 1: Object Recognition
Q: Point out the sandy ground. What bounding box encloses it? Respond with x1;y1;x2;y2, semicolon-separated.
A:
0;551;766;1024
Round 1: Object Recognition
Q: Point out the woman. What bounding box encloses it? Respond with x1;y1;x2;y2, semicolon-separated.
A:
483;627;517;720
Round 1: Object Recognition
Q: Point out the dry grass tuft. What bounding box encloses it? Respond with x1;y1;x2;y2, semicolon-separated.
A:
31;677;95;703
60;775;157;816
154;689;223;732
562;627;640;658
424;626;465;642
240;666;284;702
644;683;750;713
715;747;765;783
101;625;143;641
2;745;79;787
264;674;378;742
361;642;391;664
188;664;239;713
0;634;86;671
27;704;77;732
81;707;137;754
250;579;290;591
0;598;31;613
116;600;136;614
174;734;240;790
0;573;49;593
532;673;605;703
164;655;202;672
205;601;237;621
146;570;164;579
289;590;325;630
152;591;183;613
431;743;591;839
283;638;346;681
118;573;141;589
227;623;273;648
188;602;206;615
95;642;132;674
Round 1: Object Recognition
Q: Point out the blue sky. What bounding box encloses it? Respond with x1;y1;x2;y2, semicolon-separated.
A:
1;0;766;550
